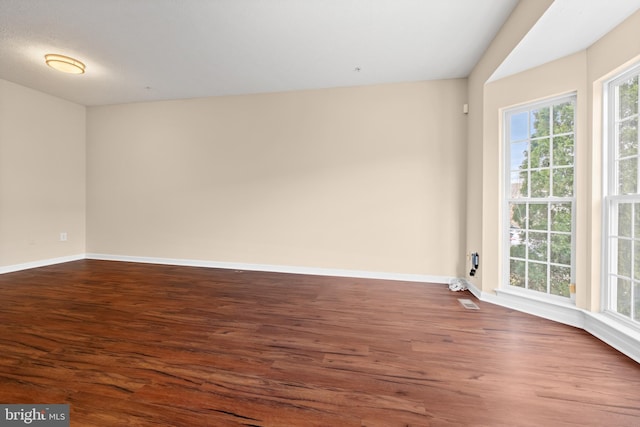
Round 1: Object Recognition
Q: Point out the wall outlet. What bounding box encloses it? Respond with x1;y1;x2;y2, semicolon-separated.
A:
59;232;68;242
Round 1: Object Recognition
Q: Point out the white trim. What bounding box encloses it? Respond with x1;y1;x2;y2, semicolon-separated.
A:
463;279;483;299
601;71;612;313
603;65;640;319
466;282;640;363
85;253;455;285
502;94;578;298
493;287;584;328
584;312;640;364
0;254;85;274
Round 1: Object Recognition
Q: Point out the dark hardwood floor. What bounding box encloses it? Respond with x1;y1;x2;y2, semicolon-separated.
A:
0;260;638;426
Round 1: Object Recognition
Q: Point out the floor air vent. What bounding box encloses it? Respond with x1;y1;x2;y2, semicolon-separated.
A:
458;298;480;310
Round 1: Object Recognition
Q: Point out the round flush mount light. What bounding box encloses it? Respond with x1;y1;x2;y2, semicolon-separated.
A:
44;54;86;74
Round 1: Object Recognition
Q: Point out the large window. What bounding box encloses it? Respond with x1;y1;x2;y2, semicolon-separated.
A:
504;95;576;299
605;64;640;323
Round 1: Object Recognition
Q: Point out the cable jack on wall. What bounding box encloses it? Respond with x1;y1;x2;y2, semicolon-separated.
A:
469;252;479;276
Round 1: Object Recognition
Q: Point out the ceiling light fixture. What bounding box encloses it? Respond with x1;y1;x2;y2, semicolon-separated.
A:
44;54;86;74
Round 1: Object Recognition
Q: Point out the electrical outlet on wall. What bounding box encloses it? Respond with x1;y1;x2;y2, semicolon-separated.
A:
59;232;68;242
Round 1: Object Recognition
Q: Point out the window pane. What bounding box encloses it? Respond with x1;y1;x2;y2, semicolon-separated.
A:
505;95;575;300
618;239;632;278
550;234;571;265
553;135;574;166
550;265;571;297
510;171;527;198
618;203;633;237
531;107;550;138
509;202;527;259
617;278;631;317
636;208;640;300
618;76;639;119
511;141;528;170
552;168;573;197
618;119;638;158
550;203;572;232
531;169;550;197
510;232;526;258
530;138;550;168
510;259;526;288
553;101;575;134
618;158;638;194
634;281;640;321
509;203;527;229
635;241;640;280
606;68;639;322
510;112;529;141
528;203;548;230
528;263;547;292
529;231;548;262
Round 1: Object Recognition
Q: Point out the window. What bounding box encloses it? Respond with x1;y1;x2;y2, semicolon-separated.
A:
605;64;640;323
504;95;576;299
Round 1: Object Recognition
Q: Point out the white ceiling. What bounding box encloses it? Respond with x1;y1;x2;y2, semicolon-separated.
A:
490;0;640;81
0;0;519;106
0;1;638;107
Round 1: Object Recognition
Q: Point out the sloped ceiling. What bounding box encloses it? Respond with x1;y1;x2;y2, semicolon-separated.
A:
0;0;518;105
491;0;640;81
1;1;639;106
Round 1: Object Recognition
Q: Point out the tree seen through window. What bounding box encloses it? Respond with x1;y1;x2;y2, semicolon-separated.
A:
506;95;576;298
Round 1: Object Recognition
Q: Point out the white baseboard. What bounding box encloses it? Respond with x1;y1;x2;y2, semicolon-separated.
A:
464;279;640;364
85;253;455;285
584;312;640;364
0;254;85;274
492;288;585;328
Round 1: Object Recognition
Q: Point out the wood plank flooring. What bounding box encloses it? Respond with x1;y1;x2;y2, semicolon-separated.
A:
0;259;638;426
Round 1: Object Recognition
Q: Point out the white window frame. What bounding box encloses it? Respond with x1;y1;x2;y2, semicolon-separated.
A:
502;93;577;301
603;62;640;327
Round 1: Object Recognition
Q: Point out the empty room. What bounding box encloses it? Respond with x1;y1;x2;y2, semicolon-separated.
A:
1;0;639;425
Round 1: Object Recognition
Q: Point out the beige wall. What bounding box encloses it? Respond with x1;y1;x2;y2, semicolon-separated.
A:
5;4;640;294
0;79;86;266
466;0;553;290
584;9;640;311
483;52;588;306
475;8;640;312
87;80;468;276
587;10;640;84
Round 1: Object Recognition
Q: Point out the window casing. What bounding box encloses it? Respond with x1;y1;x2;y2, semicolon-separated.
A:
604;63;640;324
503;94;577;299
